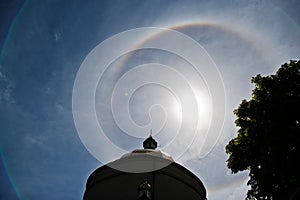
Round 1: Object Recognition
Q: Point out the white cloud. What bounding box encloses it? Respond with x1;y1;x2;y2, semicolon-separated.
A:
0;71;15;104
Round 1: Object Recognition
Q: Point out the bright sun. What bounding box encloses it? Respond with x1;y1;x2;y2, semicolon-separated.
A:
170;90;212;128
195;90;213;128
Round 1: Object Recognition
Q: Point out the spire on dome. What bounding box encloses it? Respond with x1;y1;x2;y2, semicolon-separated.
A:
143;131;157;150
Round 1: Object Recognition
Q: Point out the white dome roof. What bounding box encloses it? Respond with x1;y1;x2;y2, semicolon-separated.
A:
121;149;174;161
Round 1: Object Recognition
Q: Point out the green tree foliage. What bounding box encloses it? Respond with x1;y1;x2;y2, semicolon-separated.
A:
226;60;300;199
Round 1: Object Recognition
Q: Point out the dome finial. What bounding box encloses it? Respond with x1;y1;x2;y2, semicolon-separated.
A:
143;130;157;150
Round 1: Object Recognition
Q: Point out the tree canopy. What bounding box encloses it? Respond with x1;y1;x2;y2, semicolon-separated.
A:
226;60;300;199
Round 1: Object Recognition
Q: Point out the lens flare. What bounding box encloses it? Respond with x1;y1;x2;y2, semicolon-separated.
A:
72;27;226;172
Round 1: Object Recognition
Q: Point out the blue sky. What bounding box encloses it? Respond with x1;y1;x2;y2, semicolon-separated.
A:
1;0;300;199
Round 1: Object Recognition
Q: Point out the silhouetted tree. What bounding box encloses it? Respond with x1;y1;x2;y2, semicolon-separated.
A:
226;60;300;199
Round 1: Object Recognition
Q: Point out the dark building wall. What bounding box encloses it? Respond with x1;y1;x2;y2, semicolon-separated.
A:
84;162;207;200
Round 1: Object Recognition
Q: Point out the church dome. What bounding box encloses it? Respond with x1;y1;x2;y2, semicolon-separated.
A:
83;136;207;200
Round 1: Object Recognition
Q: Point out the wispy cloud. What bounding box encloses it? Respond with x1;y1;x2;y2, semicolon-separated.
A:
0;71;15;104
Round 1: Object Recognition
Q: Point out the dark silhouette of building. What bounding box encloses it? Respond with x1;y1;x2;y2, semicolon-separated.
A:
83;136;207;200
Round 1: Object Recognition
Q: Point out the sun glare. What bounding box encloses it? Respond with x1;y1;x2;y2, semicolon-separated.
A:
171;98;182;121
169;90;212;128
195;90;212;127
